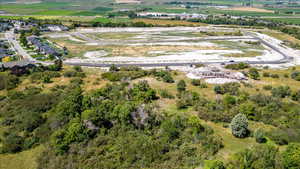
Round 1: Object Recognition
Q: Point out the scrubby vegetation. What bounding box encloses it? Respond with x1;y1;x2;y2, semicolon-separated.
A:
1;64;300;169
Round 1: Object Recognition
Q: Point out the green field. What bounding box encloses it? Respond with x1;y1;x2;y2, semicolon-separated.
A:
265;18;300;25
0;0;299;18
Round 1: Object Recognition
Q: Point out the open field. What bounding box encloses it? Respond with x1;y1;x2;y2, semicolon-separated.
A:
133;18;207;26
224;7;274;13
265;18;300;25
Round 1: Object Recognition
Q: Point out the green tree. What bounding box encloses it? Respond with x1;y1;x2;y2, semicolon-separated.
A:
20;32;28;47
230;113;248;138
32;27;40;36
55;87;83;123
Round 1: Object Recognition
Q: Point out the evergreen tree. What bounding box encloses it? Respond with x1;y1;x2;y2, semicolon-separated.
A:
230;113;248;138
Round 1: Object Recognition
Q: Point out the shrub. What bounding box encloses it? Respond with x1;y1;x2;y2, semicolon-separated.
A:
266;129;289;145
271;86;291;98
73;66;82;72
228;145;280;169
102;70;147;81
159;89;174;99
225;62;250;70
254;128;266;143
177;80;186;93
230;113;248;138
248;68;260;80
282;143;300;169
1;132;24;153
204;160;225;169
214;82;240;95
152;70;174;83
0;74;20;90
263;72;270;77
291;71;300;81
223;94;236;106
270;74;279;78
191;79;201;86
291;90;300;101
263;85;273;90
42;74;52;83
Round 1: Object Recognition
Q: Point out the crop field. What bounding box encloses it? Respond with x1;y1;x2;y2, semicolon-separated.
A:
0;0;299;18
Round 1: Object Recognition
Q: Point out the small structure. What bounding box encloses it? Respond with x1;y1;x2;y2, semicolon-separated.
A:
42;24;69;32
186;66;247;83
137;12;208;20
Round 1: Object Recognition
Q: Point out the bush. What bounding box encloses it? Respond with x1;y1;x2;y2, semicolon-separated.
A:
271;86;291;98
263;85;273;90
214;82;240;95
263;72;270;77
228;145;280;169
1;132;24;153
177;80;186;93
152;70;174;83
291;71;300;81
102;70;147;81
191;79;201;86
204;160;225;169
73;66;82;72
159;89;174;99
63;70;86;78
225;62;250;70
291;90;300;101
230;113;248;138
282;143;300;169
0;74;20;90
266;129;289;145
270;74;279;78
254;129;266;143
248;68;260;80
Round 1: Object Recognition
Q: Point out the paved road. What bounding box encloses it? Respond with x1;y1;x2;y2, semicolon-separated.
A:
5;30;36;62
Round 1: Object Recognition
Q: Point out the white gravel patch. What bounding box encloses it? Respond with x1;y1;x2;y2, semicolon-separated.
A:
47;33;85;43
84;50;108;59
67;49;243;63
205;78;239;84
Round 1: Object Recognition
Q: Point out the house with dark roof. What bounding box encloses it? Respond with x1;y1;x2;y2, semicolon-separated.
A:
27;36;60;57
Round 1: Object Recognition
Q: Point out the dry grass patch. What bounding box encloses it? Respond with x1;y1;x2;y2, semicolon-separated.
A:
107;45;223;57
262;30;300;49
87;32;139;40
223;50;263;58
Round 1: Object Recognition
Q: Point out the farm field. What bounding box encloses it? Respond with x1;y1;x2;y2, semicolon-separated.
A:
0;0;300;18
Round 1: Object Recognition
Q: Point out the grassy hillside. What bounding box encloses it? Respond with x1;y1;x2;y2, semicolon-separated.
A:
1;62;300;169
